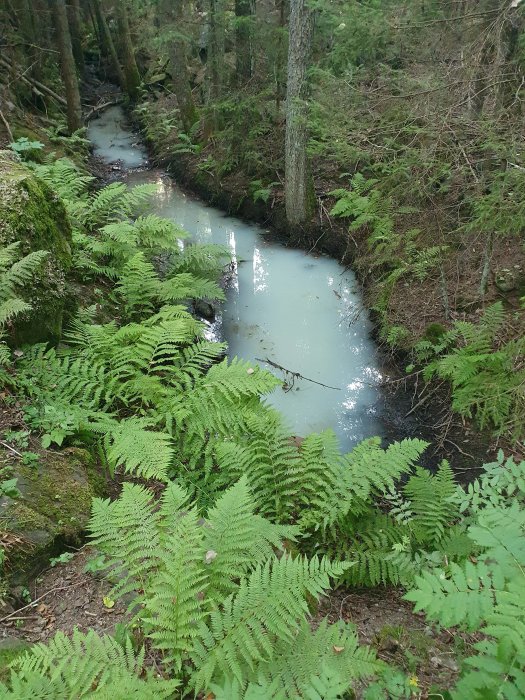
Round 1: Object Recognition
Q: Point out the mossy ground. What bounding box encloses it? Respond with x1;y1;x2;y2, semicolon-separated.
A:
0;446;104;582
0;150;73;344
0;638;31;683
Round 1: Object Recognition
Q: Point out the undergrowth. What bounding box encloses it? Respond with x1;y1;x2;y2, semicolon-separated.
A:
1;133;525;698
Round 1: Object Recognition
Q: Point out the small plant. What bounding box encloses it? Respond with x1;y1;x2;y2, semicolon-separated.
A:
21;451;39;468
0;478;20;499
249;179;279;203
49;552;75;567
8;137;45;158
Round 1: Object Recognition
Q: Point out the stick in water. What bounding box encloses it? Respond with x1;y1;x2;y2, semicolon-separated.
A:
255;357;340;391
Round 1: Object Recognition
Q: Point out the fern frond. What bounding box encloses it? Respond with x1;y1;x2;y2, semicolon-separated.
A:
403;461;459;542
89;483;162;600
5;629;178;698
106;418;175;480
202;476;297;600
0;297;32;327
142;506;208;666
258;619;385;698
160;272;226;302
191;555;350;689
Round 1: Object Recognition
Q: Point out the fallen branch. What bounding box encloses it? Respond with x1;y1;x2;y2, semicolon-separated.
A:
0;110;13;142
85;99;121;122
0;440;23;458
255;357;340;391
0;56;67;107
0;581;84;623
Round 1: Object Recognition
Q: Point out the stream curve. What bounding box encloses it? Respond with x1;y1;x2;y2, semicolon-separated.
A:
88;106;386;451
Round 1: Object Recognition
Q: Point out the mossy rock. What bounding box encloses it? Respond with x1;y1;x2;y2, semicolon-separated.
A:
494;267;522;293
0;637;31;683
0;448;104;584
0;150;73;344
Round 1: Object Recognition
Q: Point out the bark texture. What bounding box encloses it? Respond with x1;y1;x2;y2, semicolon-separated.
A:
91;0;126;90
115;0;141;100
208;0;225;99
67;0;85;74
159;0;197;132
51;0;82;133
284;0;315;231
235;0;255;85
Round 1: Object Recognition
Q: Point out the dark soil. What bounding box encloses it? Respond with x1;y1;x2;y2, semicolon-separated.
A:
319;587;479;697
0;547;127;644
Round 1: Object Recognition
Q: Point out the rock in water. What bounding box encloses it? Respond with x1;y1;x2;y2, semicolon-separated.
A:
0;150;73;344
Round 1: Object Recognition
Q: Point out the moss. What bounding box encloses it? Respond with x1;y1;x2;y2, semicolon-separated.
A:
423;322;447;344
0;150;73;344
0;638;31;683
0;448;100;580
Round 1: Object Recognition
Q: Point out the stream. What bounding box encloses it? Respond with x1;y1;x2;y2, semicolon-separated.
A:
88;107;387;452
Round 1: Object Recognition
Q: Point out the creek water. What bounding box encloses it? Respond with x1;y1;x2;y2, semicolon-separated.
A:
88;107;386;451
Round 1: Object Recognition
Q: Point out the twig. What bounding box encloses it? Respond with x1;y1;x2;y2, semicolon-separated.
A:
443;438;475;460
0;581;85;623
0;110;14;142
404;392;432;417
255;357;340;391
0;440;23;458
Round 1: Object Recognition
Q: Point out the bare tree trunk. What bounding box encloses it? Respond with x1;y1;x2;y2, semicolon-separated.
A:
284;0;315;231
115;0;141;100
67;0;85;74
12;0;43;81
235;0;255;85
208;0;225;100
51;0;82;133
275;0;287;114
159;0;197;132
91;0;125;89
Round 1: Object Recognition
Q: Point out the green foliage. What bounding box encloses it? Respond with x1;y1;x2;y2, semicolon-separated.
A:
419;303;525;439
405;453;525;699
330;173;395;250
88;477;384;694
249;179;279;203
0;242;49;365
9;137;45;157
0;629;178;698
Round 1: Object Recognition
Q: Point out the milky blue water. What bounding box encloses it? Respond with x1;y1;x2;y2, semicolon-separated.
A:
88;107;384;450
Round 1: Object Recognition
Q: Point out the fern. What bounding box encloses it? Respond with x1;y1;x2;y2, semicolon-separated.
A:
190;555;350;689
1;629;178;698
422;303;525;438
0;243;49;363
106;418;175;480
405;457;525;698
87;478;381;694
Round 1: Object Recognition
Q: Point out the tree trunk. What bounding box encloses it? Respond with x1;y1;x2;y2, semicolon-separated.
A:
275;0;287;114
91;0;125;89
12;0;43;81
284;0;315;231
159;0;197;132
115;0;141;100
51;0;82;133
235;0;254;85
67;0;85;74
208;0;225;100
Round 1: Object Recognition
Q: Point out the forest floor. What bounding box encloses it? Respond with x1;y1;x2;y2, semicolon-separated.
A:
0;544;475;696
